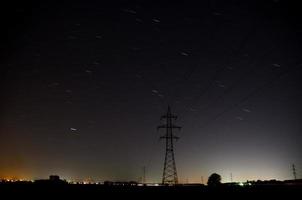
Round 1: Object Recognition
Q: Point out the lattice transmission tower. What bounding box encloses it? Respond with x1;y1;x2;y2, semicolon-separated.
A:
157;106;181;185
292;164;297;180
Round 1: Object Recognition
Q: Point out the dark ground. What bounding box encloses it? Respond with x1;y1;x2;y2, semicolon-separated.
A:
1;183;301;199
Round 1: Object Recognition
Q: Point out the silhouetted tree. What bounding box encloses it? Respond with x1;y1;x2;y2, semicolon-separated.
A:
207;173;221;187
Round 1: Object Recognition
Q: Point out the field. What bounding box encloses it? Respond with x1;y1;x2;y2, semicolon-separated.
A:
1;183;301;198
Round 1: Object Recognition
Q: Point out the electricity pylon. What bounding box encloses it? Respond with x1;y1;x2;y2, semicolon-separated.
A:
157;106;181;185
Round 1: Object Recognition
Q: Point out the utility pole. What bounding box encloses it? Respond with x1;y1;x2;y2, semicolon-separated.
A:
230;173;233;182
157;106;181;185
142;166;146;184
292;164;297;180
201;176;204;184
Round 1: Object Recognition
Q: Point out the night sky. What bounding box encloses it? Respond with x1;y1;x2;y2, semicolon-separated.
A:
1;0;301;183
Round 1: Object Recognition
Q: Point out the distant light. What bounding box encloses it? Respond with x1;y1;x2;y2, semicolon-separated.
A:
70;128;77;131
239;182;244;186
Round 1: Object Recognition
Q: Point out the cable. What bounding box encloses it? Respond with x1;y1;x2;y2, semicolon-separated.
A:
197;62;302;130
179;22;259;114
193;44;277;114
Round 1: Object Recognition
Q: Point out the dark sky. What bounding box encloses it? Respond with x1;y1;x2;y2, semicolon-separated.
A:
1;0;301;183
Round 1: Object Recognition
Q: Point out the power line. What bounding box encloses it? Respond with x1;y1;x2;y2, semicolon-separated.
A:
186;43;277;119
141;13;260;111
197;62;302;130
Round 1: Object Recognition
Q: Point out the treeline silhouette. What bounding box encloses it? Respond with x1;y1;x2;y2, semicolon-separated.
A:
1;174;301;199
